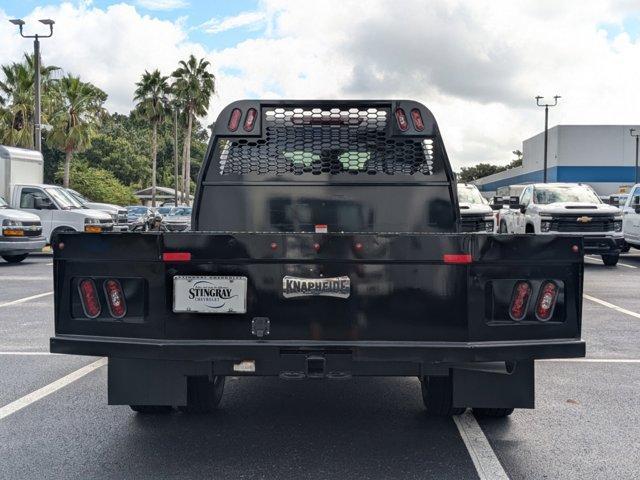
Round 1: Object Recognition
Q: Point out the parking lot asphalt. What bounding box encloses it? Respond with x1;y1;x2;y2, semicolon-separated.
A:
1;255;640;479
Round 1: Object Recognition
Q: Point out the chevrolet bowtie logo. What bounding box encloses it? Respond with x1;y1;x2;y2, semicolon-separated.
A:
576;216;593;223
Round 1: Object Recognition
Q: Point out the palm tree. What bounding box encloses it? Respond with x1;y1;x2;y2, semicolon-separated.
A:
47;75;107;188
134;70;170;207
172;55;215;205
0;53;60;148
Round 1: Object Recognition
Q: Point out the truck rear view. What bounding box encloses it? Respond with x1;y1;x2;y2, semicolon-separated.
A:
51;100;585;417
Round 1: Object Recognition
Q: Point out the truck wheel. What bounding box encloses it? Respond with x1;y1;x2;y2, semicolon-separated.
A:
178;376;225;414
1;254;28;263
130;405;173;414
421;375;465;416
499;222;508;233
601;254;619;266
621;243;631;253
473;407;514;418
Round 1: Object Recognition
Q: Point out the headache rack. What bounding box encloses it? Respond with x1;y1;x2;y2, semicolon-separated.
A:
200;100;453;184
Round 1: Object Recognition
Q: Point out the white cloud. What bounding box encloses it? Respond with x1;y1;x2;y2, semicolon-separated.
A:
200;11;266;34
136;0;188;11
2;0;640;170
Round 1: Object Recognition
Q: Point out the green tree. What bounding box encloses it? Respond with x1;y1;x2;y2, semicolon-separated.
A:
133;69;170;206
55;161;137;205
47;75;107;188
0;53;60;148
458;163;505;183
172;55;215;205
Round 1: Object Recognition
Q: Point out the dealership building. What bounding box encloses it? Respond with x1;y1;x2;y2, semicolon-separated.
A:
473;125;639;196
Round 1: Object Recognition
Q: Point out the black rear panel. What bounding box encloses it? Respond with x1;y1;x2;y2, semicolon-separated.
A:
193;100;459;233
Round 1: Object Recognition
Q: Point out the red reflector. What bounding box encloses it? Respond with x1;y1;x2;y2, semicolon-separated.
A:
535;281;558;321
103;279;127;319
163;252;191;262
243;108;257;132
395;108;409;131
228;108;242;132
443;254;473;264
78;279;101;318
410;109;425;131
509;281;532;321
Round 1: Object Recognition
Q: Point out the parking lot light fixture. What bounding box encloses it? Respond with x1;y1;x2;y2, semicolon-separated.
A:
8;18;55;153
535;95;561;183
630;129;640;185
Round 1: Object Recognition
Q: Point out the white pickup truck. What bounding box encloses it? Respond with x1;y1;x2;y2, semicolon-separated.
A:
500;183;624;265
8;184;114;243
456;183;495;233
622;184;640;250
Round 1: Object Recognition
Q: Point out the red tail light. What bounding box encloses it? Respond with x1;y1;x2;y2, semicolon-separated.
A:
395;108;409;131
244;108;257;132
535;281;558;321
103;279;127;319
509;281;532;321
410;109;425;131
443;254;473;264
228;108;242;131
78;279;101;318
163;252;191;262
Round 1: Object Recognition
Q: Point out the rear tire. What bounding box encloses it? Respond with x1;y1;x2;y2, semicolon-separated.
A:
621;243;631;253
130;405;173;414
601;253;619;266
178;376;225;414
421;375;465;416
473;407;514;418
1;254;28;263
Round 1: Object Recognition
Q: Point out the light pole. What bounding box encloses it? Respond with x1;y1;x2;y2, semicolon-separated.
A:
535;95;561;183
630;129;640;185
9;18;55;153
173;104;180;206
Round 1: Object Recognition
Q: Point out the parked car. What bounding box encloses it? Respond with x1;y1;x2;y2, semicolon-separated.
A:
126;206;154;231
456;183;495;232
8;184;113;243
622;185;640;250
600;194;629;209
0;195;46;263
155;206;173;218
500;183;624;265
66;189;128;232
51;100;584;418
162;206;191;231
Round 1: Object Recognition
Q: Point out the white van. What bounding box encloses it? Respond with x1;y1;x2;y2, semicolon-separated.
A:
9;184;114;243
0;195;46;262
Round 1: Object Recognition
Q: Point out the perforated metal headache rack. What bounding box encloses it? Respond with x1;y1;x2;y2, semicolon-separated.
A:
214;105;438;177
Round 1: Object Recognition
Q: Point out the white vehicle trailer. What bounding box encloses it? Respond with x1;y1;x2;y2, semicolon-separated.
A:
0;145;43;198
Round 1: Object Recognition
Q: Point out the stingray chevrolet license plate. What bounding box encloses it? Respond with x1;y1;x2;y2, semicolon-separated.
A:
173;276;247;314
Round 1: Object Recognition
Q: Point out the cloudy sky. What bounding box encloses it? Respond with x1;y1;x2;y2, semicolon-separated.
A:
1;0;640;169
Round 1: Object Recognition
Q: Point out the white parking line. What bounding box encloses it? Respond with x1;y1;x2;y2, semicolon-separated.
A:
0;358;106;421
542;358;640;363
0;291;53;308
0;351;57;355
454;411;509;480
585;255;637;268
584;294;640;319
0;276;52;281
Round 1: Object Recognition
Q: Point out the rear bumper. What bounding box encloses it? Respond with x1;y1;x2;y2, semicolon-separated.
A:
0;236;47;255
50;335;585;367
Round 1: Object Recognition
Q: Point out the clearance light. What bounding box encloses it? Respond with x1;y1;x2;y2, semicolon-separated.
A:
395;108;409;131
2;228;24;236
228;108;242;131
103;279;126;318
162;252;191;262
410;109;425;131
443;254;473;264
509;281;532;321
78;279;101;318
84;225;102;233
535;281;558;321
244;108;257;132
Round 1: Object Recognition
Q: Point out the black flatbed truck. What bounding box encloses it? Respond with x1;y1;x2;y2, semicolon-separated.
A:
51;100;585;417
